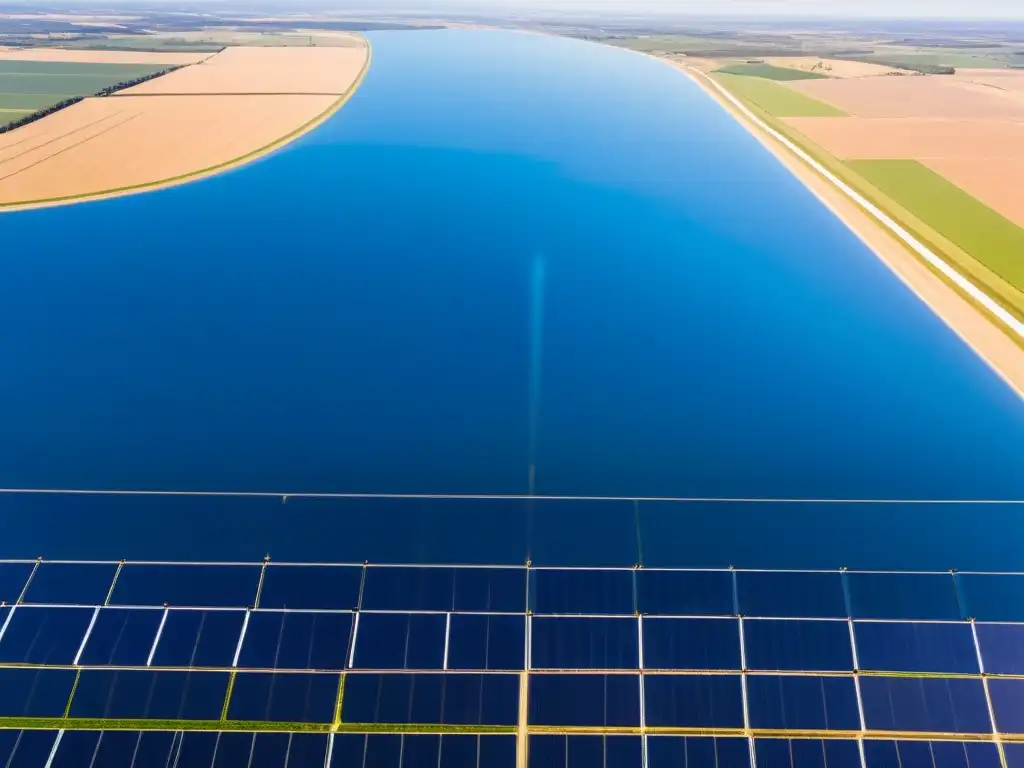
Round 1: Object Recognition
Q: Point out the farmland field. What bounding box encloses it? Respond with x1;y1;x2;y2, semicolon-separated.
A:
712;72;847;116
0;61;165;115
0;108;29;127
715;62;828;80
848;159;1024;291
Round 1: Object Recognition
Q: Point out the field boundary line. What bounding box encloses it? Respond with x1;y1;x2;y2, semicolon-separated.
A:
0;36;372;213
674;65;1024;343
0;488;1020;504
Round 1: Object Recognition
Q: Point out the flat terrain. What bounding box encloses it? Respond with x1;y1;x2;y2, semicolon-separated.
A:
0;42;369;206
0;48;209;65
715;62;826;81
788;76;1024;120
0;58;167;125
693;55;1024;345
712;73;846;117
764;58;917;79
121;46;368;95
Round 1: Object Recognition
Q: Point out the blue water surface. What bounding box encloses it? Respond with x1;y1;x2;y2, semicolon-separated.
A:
1;31;1023;564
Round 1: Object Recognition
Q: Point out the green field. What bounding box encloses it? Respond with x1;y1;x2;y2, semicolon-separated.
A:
848;160;1024;292
712;72;846;117
715;63;828;80
0;108;32;127
0;61;165;125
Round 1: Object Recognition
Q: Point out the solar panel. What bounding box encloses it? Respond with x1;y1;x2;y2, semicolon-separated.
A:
2;560;1022;767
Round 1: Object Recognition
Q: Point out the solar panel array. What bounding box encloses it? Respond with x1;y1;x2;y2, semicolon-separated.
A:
2;560;1024;767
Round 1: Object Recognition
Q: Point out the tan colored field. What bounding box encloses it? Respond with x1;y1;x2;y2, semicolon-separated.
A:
766;57;915;78
923;158;1024;229
0;94;336;204
788;75;1024;120
122;45;366;95
0;48;210;65
784;117;1024;159
0;41;369;208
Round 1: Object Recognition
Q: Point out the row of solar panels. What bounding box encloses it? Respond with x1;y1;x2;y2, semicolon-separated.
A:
3;667;1023;734
3;606;1024;675
4;562;1024;620
0;731;1017;768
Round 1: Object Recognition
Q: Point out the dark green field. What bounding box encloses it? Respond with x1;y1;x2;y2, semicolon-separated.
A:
715;63;829;80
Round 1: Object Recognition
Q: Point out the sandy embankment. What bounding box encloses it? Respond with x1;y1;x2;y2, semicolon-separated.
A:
0;42;369;209
664;60;1024;398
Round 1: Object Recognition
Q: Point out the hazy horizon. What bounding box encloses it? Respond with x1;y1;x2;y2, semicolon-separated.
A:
6;0;1024;21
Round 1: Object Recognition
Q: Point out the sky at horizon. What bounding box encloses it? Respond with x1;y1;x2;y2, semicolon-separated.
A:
16;0;1024;21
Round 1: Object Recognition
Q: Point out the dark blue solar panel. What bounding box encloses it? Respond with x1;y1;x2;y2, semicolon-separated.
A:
747;675;860;730
361;567;456;611
743;619;852;671
132;732;181;767
529;674;639;727
1005;743;1024;768
53;731;143;768
68;669;230;719
4;731;58;768
453;568;526;612
78;607;163;666
237;610;352;670
532;617;638;669
332;734;517;768
737;571;846;618
848;573;960;620
642;617;740;670
864;741;1002;768
448;613;524;670
150;609;245;667
854;621;978;673
226;671;339;723
636;569;734;616
21;562;118;605
757;739;861;768
341;673;518;725
644;674;744;728
48;730;100;768
0;563;33;605
353;612;446;669
529;735;642;768
0;668;76;717
977;623;1024;674
210;732;256;768
957;574;1024;622
647;737;751;768
860;676;991;734
0;731;16;767
258;565;362;610
173;732;220;768
0;606;92;664
110;563;260;607
987;679;1024;734
528;500;637;567
532;569;634;615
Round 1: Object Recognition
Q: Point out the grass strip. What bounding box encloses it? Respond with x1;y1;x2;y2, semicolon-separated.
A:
333;674;345;726
220;670;237;721
62;669;81;719
712;72;846;116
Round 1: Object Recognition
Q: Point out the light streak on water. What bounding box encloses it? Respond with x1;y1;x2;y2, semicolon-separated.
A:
528;252;546;496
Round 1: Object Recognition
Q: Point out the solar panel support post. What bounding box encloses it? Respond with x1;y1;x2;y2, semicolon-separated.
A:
73;606;100;666
848;618;868;768
43;729;64;768
971;619;1008;768
147;607;168;667
738;615;757;768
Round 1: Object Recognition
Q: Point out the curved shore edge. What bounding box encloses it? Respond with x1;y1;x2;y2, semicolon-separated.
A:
0;37;372;214
646;54;1024;400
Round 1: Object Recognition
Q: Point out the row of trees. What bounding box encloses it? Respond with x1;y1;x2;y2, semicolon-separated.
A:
0;64;182;135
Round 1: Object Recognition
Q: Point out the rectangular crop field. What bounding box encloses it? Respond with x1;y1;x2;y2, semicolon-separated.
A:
715;63;827;81
0;93;70;110
848;159;1024;292
0;61;166;118
712;73;846;116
